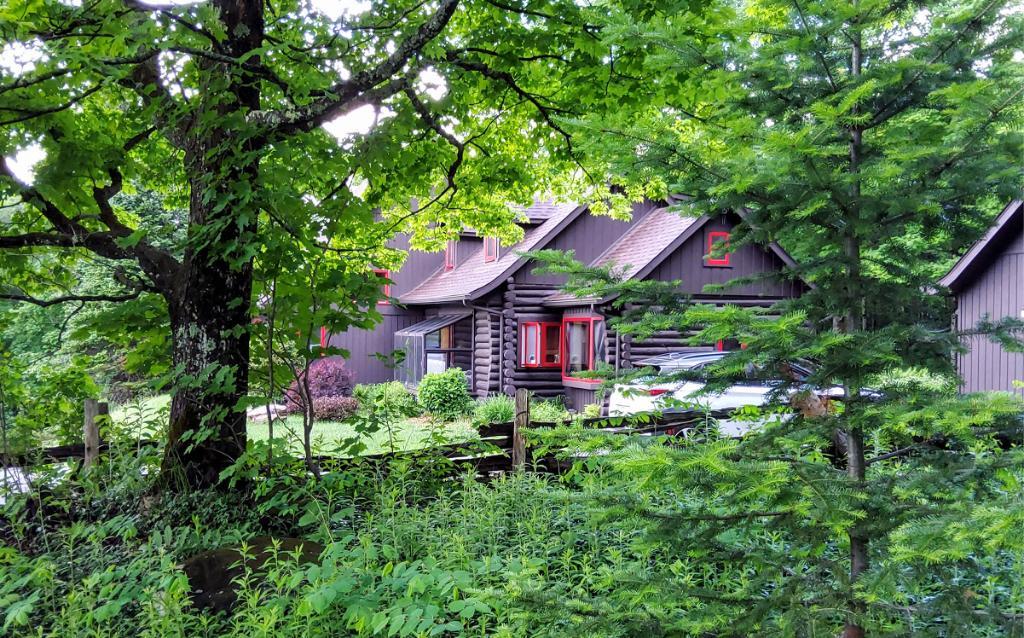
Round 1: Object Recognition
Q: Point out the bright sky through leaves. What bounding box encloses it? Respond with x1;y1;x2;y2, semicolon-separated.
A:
0;0;401;182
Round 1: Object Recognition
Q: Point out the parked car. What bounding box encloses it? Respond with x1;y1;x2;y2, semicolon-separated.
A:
608;351;824;435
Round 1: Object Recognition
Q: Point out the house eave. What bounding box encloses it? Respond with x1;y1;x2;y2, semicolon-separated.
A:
939;199;1023;293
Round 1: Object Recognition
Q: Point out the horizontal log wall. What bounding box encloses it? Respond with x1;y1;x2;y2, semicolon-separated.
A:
501;280;565;397
473;307;501;397
623;329;705;366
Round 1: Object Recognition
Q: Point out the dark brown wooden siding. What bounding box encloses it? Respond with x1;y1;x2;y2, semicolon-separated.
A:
955;232;1024;395
328;310;424;384
326;231;444;385
388;234;445;300
564;386;600;412
646;216;803;298
516;201;658;286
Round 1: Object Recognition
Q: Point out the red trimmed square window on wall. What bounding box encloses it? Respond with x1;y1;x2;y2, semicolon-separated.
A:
519;321;561;368
705;231;731;267
483;237;499;263
444;240;457;271
373;269;391;304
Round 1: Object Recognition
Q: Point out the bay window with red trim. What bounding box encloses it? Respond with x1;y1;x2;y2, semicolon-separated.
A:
372;268;391;304
519;321;561;368
561;316;606;382
705;231;731;266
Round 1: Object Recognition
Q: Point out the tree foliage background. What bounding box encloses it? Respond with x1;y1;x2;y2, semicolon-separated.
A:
0;0;661;484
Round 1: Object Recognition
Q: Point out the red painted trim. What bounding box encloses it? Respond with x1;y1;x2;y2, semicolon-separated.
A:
520;321;561;368
319;326;328;350
444;240;456;271
373;268;391;304
706;231;731;266
561;315;603;383
483;236;499;262
520;321;538;367
715;339;724;352
540;322;560;367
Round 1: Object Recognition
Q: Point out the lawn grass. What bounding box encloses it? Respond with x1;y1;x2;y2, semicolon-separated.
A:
246;414;477;456
109;394;171;423
110;394;477;457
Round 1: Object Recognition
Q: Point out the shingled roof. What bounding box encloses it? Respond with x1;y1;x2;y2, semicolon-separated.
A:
544;207;703;306
939;200;1023;293
399;201;584;304
514;199;573;223
544;207;805;306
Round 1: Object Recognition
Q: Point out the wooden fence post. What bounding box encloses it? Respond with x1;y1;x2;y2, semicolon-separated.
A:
83;399;107;469
512;389;529;471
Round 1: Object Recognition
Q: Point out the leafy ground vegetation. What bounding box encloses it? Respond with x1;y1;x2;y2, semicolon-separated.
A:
1;393;1021;638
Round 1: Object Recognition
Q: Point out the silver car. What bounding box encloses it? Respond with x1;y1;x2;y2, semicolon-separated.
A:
607;352;816;435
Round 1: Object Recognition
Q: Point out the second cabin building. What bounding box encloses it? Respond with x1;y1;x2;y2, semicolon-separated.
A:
328;200;806;410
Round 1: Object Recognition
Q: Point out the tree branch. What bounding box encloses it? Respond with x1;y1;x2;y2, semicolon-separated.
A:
118;53;190;149
0;289;144;307
440;52;587;176
255;0;461;137
1;154;181;295
867;0;1002;129
404;86;465;190
0;83;105;126
0;232;78;249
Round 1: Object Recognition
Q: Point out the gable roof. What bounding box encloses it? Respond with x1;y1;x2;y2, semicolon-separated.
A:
515;199;570;223
544;207;702;305
398;201;585;304
544;208;804;307
939;200;1023;293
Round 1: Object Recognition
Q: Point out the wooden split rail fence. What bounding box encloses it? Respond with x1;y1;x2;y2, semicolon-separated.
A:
2;392;732;477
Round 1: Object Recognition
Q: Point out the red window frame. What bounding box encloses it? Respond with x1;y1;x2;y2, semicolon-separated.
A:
519;321;561;368
560;316;604;383
444;240;457;271
483;236;499;262
706;231;731;267
373;268;391;304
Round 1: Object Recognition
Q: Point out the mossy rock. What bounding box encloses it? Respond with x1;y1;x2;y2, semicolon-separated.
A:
181;536;324;613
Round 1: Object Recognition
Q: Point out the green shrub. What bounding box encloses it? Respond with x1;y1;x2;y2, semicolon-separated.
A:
417;368;471;420
311;396;359;421
581;403;602;419
473;394;515;424
354;381;421;416
282;357;355;413
530;397;570;423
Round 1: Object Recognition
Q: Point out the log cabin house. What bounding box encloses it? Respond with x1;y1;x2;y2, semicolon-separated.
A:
940;199;1024;396
327;199;806;410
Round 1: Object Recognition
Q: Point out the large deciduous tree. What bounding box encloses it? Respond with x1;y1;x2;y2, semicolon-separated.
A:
0;0;622;487
547;0;1022;635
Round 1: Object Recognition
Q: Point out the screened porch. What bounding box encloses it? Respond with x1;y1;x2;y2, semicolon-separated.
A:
394;313;474;387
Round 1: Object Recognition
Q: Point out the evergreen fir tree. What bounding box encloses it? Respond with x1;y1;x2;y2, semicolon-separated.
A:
538;1;1024;634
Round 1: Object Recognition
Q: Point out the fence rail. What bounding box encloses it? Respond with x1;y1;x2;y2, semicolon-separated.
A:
1;394;733;477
